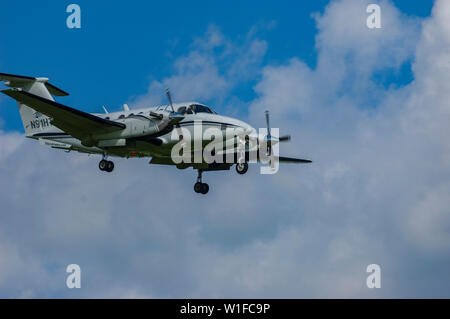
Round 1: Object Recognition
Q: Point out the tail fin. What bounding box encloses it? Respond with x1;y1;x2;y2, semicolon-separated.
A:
0;72;69;136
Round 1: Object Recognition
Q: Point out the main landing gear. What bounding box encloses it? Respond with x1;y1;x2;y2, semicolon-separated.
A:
194;170;209;194
99;157;114;173
236;162;248;175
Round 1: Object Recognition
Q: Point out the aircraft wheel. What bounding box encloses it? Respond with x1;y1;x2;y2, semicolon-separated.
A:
200;183;209;194
194;182;203;193
99;159;108;171
106;161;114;172
236;162;248;175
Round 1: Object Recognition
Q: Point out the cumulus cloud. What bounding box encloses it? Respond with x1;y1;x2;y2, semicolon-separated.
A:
131;25;267;108
1;0;450;298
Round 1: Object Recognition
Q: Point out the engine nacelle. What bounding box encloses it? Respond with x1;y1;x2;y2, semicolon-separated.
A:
93;117;170;142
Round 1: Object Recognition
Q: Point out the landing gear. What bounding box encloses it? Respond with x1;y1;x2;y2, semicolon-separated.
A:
194;182;203;193
236;162;248;175
194;182;209;194
99;159;107;171
99;158;114;172
106;161;114;172
194;170;209;194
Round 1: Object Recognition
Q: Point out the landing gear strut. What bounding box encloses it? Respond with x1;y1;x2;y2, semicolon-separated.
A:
194;170;209;194
99;156;114;173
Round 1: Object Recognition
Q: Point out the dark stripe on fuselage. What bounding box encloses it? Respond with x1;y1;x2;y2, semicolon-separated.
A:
34;121;241;141
33;132;72;138
178;120;238;128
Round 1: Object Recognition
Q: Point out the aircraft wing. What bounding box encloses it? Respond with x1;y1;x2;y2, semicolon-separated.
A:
220;148;312;164
149;154;312;166
1;88;126;140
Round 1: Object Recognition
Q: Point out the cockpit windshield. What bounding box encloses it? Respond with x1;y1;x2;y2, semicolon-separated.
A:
191;104;215;114
176;104;216;114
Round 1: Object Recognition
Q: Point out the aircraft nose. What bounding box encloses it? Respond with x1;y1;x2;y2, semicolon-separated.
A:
244;123;255;135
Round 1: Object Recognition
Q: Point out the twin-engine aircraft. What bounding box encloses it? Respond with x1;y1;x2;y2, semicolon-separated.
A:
0;72;311;194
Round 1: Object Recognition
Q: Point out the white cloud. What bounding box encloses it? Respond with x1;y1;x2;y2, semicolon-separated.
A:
131;24;267;108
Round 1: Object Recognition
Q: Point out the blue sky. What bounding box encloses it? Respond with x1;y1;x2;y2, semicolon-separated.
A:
2;0;450;298
0;0;433;131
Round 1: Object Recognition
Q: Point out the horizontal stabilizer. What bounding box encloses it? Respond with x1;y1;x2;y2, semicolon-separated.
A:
0;72;69;96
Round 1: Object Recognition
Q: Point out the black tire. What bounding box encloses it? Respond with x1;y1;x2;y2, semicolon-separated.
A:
194;182;203;193
200;183;209;194
99;159;107;171
236;162;248;175
106;161;114;172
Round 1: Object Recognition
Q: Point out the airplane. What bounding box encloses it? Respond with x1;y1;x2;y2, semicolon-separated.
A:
0;72;311;194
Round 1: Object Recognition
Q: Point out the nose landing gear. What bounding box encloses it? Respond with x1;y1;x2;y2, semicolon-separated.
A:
194;170;209;194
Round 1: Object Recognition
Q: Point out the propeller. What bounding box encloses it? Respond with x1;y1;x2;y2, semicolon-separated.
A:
265;110;271;140
263;110;291;168
165;88;184;125
166;88;175;112
145;89;185;140
165;88;185;140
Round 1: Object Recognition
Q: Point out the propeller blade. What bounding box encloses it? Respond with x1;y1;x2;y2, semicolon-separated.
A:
265;110;271;137
166;88;175;112
279;135;291;142
278;156;312;163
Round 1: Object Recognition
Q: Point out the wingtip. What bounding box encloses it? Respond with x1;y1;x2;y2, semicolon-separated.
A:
1;88;14;96
1;87;22;97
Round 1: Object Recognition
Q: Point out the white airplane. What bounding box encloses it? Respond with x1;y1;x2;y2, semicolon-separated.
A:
0;72;311;194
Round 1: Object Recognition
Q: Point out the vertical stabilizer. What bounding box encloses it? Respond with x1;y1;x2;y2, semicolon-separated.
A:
0;72;69;136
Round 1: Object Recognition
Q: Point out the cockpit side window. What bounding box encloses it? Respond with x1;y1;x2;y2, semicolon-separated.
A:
177;106;187;114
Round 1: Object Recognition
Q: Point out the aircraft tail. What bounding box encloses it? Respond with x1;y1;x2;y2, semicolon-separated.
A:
0;72;69;136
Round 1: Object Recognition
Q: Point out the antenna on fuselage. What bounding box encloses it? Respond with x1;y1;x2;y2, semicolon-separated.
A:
123;104;130;111
102;105;109;114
